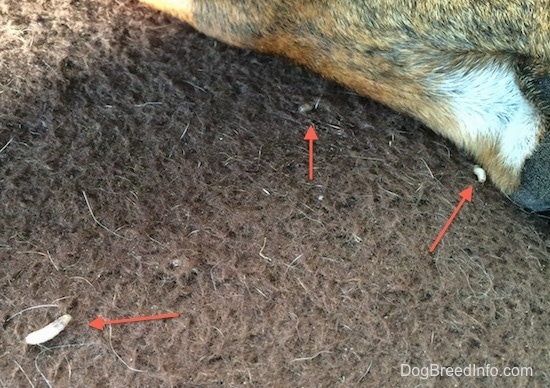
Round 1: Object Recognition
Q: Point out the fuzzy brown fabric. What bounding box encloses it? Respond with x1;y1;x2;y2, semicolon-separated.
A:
1;1;549;387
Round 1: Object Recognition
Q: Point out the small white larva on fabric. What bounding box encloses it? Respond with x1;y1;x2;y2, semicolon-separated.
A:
473;165;487;183
24;314;72;345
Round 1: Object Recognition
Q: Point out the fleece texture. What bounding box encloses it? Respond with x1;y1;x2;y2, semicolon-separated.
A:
1;1;549;387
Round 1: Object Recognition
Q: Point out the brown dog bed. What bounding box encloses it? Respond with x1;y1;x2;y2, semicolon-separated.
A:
1;1;548;386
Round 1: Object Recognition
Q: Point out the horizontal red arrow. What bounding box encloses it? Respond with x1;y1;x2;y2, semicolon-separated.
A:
89;312;179;331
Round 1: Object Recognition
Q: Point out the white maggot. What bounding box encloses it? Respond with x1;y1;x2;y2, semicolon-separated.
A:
24;314;72;345
473;165;487;183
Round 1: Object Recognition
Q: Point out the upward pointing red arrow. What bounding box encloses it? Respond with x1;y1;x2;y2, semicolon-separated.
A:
304;125;318;180
429;186;473;253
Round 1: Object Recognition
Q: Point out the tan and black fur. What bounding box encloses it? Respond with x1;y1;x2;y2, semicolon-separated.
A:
140;0;550;211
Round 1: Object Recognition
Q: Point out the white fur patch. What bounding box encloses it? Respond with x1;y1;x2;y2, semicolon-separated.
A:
438;61;541;172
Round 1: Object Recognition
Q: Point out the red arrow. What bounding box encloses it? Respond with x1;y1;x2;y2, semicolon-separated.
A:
304;125;318;180
89;312;179;331
429;186;473;253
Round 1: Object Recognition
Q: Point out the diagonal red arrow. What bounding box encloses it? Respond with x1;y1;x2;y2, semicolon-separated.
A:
429;186;473;253
89;312;179;331
304;125;318;180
